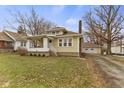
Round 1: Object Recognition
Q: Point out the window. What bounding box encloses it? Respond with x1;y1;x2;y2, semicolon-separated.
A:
21;41;26;47
23;42;26;46
59;39;62;47
8;42;13;47
68;39;72;46
21;42;23;46
30;42;34;48
58;38;73;47
91;48;94;50
64;39;67;46
52;31;55;34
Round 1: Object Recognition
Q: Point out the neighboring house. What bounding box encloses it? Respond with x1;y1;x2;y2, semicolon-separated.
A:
0;31;27;52
4;31;27;50
0;32;13;52
111;37;124;54
82;42;101;54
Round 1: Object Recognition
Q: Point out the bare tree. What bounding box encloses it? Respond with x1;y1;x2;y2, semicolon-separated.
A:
7;7;56;35
84;5;124;55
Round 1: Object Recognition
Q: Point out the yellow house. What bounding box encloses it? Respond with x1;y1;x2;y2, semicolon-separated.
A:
26;27;83;57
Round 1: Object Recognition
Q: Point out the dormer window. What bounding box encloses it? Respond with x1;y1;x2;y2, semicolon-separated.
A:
52;31;55;34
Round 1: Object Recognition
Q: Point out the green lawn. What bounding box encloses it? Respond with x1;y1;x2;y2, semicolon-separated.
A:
0;53;94;88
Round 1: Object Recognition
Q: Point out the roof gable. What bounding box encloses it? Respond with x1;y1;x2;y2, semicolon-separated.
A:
83;43;100;48
4;31;27;41
0;32;13;41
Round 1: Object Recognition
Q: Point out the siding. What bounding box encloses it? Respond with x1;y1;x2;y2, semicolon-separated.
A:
111;46;124;54
51;36;79;53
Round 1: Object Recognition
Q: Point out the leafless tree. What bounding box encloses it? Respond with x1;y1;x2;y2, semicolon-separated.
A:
84;5;124;55
7;7;56;35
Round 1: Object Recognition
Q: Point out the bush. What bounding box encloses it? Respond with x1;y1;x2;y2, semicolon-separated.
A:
17;47;28;56
80;52;86;58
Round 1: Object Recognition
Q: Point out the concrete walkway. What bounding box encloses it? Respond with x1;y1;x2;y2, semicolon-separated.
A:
93;55;124;87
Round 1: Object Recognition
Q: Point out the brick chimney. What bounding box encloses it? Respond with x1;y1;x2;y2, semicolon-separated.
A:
17;26;26;35
79;20;82;34
79;20;83;57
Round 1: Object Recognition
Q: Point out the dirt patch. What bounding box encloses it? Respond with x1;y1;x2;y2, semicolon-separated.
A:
1;81;10;87
0;77;10;88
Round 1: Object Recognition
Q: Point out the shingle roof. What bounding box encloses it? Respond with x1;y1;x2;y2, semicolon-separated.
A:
83;42;100;48
47;27;66;32
5;31;27;41
46;27;80;35
65;31;79;35
0;32;13;41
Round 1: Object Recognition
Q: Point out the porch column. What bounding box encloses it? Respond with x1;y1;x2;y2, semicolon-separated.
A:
43;38;48;48
26;40;30;51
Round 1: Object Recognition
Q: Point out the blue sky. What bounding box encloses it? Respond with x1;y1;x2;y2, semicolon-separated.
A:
0;5;92;32
0;5;124;32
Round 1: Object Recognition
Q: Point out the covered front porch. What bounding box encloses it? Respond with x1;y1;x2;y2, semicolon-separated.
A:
0;40;14;49
26;35;55;56
0;40;14;53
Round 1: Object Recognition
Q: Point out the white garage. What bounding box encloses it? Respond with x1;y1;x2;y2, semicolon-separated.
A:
82;43;101;54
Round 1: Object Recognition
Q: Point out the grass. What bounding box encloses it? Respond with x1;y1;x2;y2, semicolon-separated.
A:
0;53;96;88
0;53;111;88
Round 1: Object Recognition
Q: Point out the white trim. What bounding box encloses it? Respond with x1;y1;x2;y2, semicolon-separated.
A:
43;38;48;48
28;48;49;52
56;34;83;38
3;31;16;41
77;37;79;53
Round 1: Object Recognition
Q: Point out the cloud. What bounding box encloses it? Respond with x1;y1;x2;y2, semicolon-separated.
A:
52;5;65;14
66;18;77;26
65;18;79;32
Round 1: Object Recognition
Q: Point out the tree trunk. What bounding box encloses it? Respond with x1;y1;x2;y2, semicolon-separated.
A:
107;42;112;55
107;25;112;55
100;46;104;55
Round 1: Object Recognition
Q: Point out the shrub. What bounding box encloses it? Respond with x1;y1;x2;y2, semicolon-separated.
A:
80;52;86;58
42;54;45;57
34;54;36;56
38;54;41;56
17;47;28;56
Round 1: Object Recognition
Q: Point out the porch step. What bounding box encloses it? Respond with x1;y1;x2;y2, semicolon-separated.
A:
49;50;57;56
49;44;58;56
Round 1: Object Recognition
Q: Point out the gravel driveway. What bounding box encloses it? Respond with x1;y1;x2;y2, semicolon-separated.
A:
92;55;124;88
